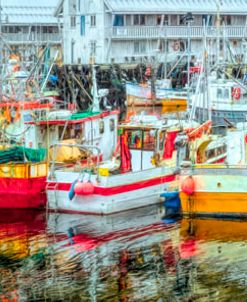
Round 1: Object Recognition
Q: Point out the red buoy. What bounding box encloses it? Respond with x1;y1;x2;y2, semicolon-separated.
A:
74;181;94;195
181;176;195;196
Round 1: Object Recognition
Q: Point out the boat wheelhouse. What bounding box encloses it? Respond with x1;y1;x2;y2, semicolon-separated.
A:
25;110;119;161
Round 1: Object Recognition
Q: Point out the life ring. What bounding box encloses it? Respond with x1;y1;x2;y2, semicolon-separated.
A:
232;87;241;100
172;41;180;51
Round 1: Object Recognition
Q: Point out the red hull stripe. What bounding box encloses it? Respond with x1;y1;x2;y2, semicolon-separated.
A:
48;174;176;196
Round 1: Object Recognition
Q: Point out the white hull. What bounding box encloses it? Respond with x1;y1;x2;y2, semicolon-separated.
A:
47;204;165;234
47;181;174;215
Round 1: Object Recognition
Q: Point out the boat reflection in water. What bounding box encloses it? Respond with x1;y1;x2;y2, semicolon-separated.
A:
1;207;247;300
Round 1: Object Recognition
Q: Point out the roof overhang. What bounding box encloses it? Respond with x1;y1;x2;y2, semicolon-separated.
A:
54;0;64;17
104;0;247;15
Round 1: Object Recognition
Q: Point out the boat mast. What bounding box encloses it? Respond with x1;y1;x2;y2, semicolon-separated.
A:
216;0;221;67
92;65;100;112
185;12;193;104
0;0;2;101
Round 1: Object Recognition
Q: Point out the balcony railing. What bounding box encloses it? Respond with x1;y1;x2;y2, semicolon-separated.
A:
2;33;62;44
106;26;247;39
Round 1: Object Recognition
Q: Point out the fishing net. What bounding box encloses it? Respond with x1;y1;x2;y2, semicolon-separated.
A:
0;147;46;164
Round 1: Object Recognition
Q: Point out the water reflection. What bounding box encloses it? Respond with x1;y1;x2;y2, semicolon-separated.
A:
1;208;247;301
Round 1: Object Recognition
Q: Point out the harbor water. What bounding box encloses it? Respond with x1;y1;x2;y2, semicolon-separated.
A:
1;205;247;301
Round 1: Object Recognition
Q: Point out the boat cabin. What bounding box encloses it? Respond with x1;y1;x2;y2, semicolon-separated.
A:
197;138;227;164
211;81;244;104
118;115;179;172
24;110;119;161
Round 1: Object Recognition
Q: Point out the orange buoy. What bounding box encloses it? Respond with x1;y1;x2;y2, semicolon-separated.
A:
181;176;195;196
74;181;94;195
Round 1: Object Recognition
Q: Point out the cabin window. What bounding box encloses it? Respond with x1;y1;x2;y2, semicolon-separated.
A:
206;149;215;159
58;125;83;140
99;120;104;134
59;126;70;140
143;130;156;150
159;131;166;151
125;130;156;151
126;130;142;149
109;119;115;132
217;88;223;99
224;89;229;99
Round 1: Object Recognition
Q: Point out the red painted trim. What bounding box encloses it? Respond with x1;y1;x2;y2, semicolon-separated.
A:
26;110;119;125
0;102;53;110
47;174;176;196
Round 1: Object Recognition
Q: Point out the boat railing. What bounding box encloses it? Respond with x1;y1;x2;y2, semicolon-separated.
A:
181;164;247;176
48;143;101;179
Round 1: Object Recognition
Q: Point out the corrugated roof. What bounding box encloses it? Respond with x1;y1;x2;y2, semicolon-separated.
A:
1;0;59;24
104;0;247;14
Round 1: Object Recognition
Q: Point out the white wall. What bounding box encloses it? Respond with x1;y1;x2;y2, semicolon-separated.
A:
62;2;247;65
63;0;105;64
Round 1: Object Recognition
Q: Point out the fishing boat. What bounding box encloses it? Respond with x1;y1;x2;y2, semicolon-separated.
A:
191;73;247;126
126;81;187;113
46;112;199;215
0;145;48;208
179;122;247;217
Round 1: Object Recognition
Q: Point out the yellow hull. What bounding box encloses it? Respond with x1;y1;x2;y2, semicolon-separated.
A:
162;99;187;111
180;192;247;217
180;218;247;242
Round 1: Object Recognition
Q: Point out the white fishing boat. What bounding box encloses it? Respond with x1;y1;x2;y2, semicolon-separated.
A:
191;73;247;125
46;112;199;215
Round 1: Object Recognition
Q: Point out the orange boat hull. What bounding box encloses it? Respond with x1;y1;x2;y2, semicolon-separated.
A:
180;192;247;217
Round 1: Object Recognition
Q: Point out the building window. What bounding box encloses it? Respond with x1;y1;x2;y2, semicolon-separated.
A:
71;40;75;63
113;15;124;26
134;42;139;53
140;15;145;25
202;15;213;26
133;15;146;26
126;15;132;26
159;41;168;52
70;16;76;28
69;0;77;14
221;15;231;25
156;15;168;25
171;15;177;26
134;41;146;54
90;15;96;27
81;15;85;35
90;41;96;56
